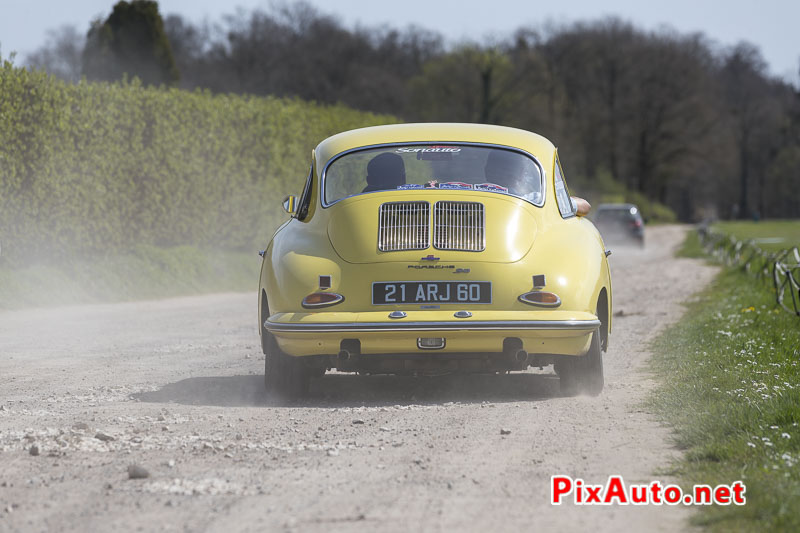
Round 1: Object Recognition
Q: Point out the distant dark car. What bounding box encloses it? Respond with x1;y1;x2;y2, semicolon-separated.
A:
592;203;645;247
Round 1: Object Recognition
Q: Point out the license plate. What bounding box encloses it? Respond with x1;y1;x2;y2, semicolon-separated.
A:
372;281;491;305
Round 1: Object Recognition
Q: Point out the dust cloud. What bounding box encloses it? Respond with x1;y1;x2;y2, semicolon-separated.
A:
0;226;718;532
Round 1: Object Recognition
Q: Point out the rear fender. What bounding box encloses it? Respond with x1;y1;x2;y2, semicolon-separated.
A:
260;219;342;313
524;217;611;319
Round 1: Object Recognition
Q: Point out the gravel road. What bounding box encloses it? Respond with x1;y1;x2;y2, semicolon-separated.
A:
0;225;717;532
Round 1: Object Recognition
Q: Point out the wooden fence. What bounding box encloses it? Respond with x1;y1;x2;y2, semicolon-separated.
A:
698;227;800;317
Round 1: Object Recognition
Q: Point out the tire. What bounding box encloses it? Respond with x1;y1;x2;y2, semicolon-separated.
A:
558;329;604;396
264;331;310;399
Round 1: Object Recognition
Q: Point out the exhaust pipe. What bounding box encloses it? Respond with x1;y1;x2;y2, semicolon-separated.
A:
337;339;361;364
502;338;527;366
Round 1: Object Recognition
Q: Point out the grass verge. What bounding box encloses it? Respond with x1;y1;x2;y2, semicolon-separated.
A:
650;231;800;531
0;245;260;310
712;220;800;252
676;226;705;258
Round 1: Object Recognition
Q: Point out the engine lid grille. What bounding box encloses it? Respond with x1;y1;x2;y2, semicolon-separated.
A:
378;201;430;251
433;201;485;251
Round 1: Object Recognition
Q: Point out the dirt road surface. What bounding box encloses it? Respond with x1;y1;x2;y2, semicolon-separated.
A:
0;225;717;532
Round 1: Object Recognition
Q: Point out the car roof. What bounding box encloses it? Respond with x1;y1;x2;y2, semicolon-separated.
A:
314;123;557;170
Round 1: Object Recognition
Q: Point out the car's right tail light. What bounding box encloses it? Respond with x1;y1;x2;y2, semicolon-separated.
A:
518;291;561;308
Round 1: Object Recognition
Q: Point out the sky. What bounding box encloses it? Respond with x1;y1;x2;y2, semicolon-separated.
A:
1;0;798;84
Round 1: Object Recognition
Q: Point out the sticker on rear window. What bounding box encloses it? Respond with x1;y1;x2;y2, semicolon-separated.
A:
475;183;509;193
439;182;473;190
397;184;424;190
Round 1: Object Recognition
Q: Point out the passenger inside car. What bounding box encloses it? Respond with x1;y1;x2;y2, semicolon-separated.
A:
363;152;406;192
484;149;590;216
484;150;523;189
483;149;540;202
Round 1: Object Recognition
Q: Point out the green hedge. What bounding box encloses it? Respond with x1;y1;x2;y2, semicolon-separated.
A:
0;60;397;267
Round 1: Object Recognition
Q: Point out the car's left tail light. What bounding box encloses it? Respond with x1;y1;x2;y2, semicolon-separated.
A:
302;292;345;309
518;291;561;308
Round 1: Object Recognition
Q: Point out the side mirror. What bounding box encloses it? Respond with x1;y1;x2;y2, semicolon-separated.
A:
282;195;297;215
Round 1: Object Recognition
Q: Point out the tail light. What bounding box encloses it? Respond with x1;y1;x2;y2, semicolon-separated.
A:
302;292;345;309
518;291;561;308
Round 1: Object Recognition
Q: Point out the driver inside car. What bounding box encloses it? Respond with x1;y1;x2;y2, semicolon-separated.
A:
362;152;406;193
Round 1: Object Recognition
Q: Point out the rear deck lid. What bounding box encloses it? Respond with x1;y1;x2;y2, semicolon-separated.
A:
327;191;538;263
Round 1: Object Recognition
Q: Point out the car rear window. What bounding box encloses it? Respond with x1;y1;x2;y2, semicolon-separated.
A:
323;144;544;206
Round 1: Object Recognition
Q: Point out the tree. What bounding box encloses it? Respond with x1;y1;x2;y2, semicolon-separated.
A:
407;44;539;124
162;14;211;89
61;1;800;220
537;19;642;182
26;25;84;82
82;0;179;85
765;145;800;217
533;21;721;218
163;2;442;115
720;44;780;219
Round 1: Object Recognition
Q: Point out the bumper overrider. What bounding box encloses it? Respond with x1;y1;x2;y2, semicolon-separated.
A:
264;310;600;357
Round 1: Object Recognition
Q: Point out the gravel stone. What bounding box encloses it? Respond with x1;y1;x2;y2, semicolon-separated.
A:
127;464;150;480
94;432;115;442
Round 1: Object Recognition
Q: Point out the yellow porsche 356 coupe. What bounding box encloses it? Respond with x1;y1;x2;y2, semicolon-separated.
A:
258;123;612;397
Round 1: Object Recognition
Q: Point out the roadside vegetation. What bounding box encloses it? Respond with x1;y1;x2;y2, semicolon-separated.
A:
5;0;799;306
0;60;395;308
25;2;800;224
651;224;800;531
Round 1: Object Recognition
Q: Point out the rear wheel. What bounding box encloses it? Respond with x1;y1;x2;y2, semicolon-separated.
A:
263;331;310;399
558;329;604;396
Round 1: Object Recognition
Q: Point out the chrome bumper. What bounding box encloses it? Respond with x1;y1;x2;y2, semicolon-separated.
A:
264;319;600;333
